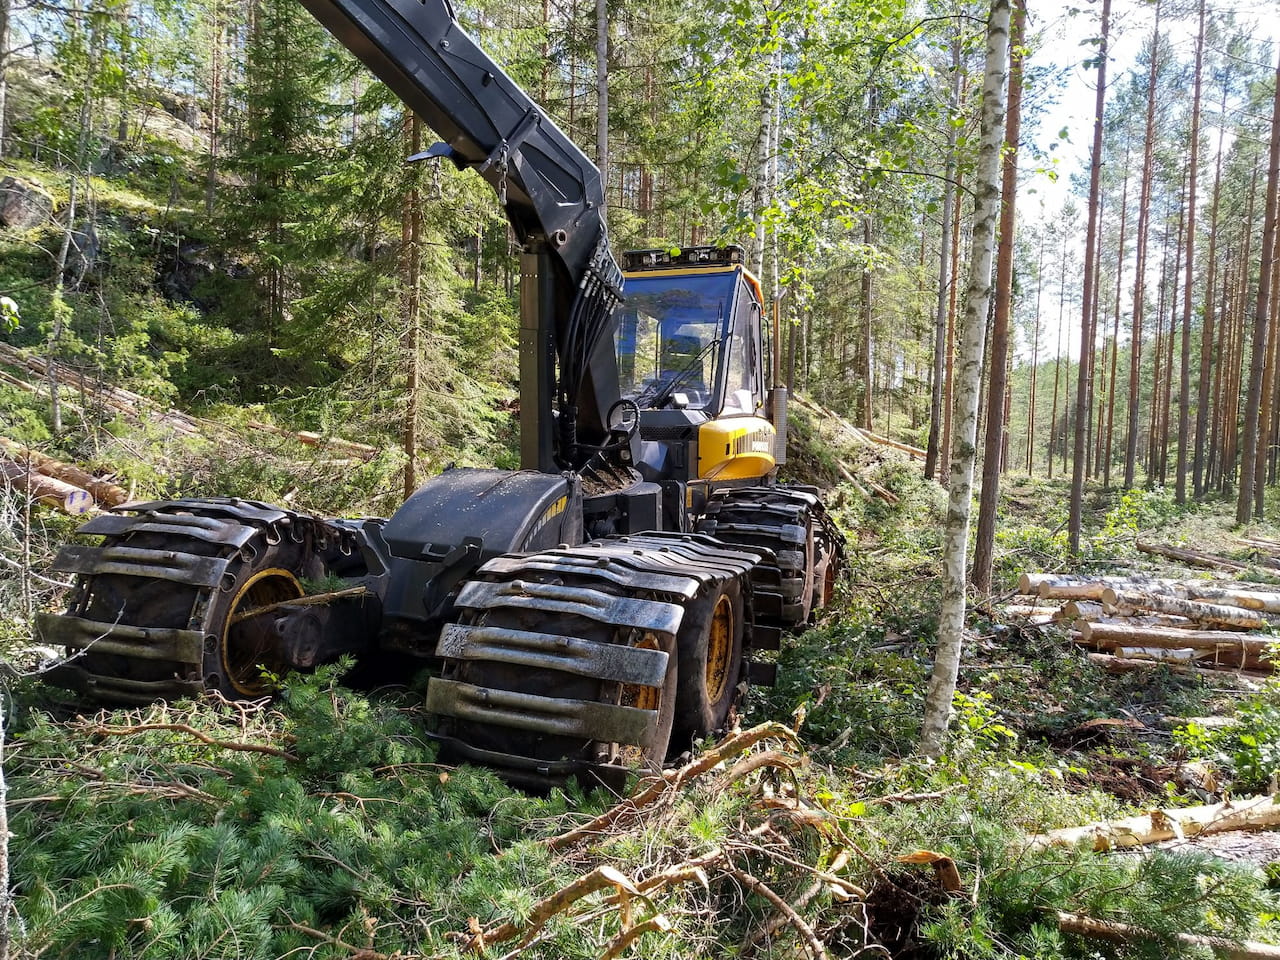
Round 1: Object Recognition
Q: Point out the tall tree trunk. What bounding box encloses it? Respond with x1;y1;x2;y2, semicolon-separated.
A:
1196;85;1228;497
402;113;423;500
595;0;608;197
1026;226;1045;474
1050;234;1068;479
860;216;874;428
941;168;964;484
1068;0;1111;554
1237;49;1280;523
0;0;10;158
1125;3;1162;488
972;0;1024;594
1105;143;1130;489
919;0;1010;758
924;38;962;481
205;0;224;216
1176;0;1206;502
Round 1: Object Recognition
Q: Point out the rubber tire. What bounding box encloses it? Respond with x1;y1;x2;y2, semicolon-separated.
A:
442;580;680;774
672;577;745;747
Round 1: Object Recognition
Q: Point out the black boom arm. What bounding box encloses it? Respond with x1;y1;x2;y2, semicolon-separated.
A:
298;0;625;470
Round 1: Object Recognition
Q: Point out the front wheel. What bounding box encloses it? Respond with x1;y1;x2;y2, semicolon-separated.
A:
673;577;745;746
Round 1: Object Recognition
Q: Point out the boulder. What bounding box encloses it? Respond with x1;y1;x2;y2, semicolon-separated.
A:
0;176;53;229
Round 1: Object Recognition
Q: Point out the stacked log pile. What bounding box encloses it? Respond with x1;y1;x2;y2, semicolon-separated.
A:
1007;571;1280;679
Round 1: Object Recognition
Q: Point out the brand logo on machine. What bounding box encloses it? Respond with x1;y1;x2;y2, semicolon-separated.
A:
529;495;568;539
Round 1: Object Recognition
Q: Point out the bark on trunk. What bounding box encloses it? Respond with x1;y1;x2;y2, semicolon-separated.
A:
1068;0;1112;551
919;0;1010;758
1236;48;1280;522
1125;4;1162;488
1102;588;1269;630
972;0;1025;594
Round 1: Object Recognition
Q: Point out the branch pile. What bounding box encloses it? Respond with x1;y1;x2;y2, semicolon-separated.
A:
1005;571;1280;678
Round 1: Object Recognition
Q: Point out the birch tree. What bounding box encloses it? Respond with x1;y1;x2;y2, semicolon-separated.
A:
919;0;1010;758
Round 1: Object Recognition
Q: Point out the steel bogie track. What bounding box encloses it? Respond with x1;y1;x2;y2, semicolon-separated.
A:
697;484;845;635
38;498;364;704
428;531;764;786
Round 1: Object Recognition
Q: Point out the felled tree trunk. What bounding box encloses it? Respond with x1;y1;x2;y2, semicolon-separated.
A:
1032;795;1280;852
0;438;127;506
1104;588;1269;630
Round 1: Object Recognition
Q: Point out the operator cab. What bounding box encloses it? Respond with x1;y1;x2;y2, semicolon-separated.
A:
616;244;765;418
615;245;777;504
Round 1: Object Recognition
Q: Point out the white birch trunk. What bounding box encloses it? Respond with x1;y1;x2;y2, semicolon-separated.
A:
918;0;1010;758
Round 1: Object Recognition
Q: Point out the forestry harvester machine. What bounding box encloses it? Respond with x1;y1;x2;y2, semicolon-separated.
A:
36;0;843;787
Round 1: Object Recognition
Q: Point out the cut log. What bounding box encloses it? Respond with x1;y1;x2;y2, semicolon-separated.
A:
0;438;128;507
1076;621;1271;655
1002;604;1061;618
1018;574;1111;600
1057;912;1280;960
0;459;98;514
1086;652;1267;684
835;462;872;500
859;427;927;460
1136;541;1249;571
1112;646;1213;663
1059;600;1191;628
1031;795;1280;852
1113;580;1280;614
1103;588;1269;630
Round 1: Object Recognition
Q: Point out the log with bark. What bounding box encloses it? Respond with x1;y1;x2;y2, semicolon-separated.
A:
1136;541;1250;571
1073;622;1273;670
1057;912;1280;960
1030;795;1280;852
0;437;128;507
1103;588;1269;630
0;459;98;514
1086;652;1267;684
1018;573;1111;600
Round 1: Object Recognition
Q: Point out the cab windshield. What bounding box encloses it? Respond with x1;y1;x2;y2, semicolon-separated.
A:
614;271;737;411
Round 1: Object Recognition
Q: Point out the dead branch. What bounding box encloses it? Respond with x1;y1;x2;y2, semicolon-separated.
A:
83;721;296;760
1057;912;1280;959
464;865;641;953
287;920;393;960
545;723;801;852
723;862;829;960
230;586;369;624
1029;795;1280;852
725;749;801;785
598;914;672;960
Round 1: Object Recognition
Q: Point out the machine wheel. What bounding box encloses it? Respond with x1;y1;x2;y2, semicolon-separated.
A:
673;577;744;746
204;539;323;698
428;532;762;788
439;580;678;777
39;500;363;705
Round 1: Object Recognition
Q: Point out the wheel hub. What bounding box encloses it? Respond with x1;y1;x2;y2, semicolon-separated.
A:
221;568;304;696
705;594;734;705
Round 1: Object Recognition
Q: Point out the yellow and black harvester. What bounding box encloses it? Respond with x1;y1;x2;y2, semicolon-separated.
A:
37;0;842;789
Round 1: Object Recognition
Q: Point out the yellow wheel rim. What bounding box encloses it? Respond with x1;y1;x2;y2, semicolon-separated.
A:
221;567;303;696
705;594;734;705
621;633;662;713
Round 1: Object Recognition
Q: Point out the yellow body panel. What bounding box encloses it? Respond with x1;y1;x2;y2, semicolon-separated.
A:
698;416;776;481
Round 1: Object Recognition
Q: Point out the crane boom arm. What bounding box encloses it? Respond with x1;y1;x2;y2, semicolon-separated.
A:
298;0;625;469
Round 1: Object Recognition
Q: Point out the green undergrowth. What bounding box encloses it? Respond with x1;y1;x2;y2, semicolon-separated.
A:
6;408;1280;956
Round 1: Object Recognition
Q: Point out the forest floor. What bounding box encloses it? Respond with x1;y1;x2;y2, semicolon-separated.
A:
4;390;1280;958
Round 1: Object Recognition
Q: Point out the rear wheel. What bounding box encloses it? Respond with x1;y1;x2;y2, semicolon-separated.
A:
40;500;360;704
